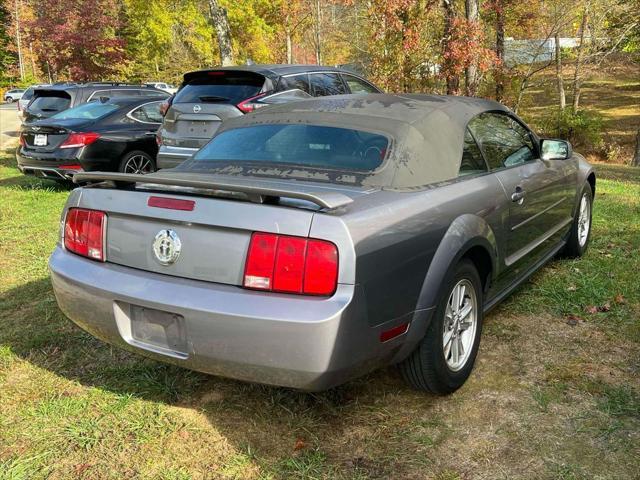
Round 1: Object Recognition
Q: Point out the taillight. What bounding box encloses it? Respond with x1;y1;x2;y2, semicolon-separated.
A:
155;133;163;146
59;132;100;149
64;208;106;261
59;164;83;171
19;133;25;147
243;233;338;296
236;93;267;114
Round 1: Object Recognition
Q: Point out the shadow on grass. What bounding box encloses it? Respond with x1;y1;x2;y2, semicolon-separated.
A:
0;276;427;477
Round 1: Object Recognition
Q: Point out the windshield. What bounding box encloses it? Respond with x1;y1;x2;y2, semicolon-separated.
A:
187;124;389;172
51;101;120;120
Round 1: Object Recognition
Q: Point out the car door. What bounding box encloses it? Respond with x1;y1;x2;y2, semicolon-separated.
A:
127;101;164;151
468;112;573;270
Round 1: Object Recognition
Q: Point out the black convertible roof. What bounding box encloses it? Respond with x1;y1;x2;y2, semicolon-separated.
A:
212;94;511;189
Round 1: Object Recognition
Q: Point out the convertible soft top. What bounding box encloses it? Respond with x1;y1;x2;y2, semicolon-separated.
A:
204;94;510;189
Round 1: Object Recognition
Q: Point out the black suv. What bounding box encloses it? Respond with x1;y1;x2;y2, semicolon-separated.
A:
156;64;382;169
22;83;168;124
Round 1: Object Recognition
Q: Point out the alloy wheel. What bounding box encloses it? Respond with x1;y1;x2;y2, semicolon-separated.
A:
123;154;153;174
443;278;478;371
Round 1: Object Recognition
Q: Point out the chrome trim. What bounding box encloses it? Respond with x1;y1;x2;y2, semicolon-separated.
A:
125;100;163;125
511;197;567;231
505;217;573;266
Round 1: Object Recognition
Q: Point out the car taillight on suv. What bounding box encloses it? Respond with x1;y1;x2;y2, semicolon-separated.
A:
236;93;268;113
243;232;338;296
64;208;106;261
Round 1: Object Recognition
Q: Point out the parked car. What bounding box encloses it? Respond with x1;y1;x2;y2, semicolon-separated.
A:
144;82;178;95
50;94;595;393
156;64;382;169
22;82;168;124
17;97;165;182
17;84;51;118
4;88;25;103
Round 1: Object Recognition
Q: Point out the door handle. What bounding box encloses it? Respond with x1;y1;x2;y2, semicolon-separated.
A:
511;186;525;204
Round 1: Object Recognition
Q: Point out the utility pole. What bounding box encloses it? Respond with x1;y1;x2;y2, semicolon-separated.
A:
15;0;25;81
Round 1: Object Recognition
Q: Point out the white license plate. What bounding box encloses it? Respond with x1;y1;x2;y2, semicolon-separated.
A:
34;134;47;146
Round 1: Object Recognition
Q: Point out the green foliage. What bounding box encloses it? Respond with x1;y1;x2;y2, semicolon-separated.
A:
558;109;604;149
541;109;604;149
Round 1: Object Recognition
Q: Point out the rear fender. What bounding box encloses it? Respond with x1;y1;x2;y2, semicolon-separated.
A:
390;214;497;363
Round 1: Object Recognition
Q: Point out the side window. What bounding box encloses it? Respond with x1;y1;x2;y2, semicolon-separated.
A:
130;102;163;123
309;73;348;96
342;74;378;94
277;74;310;94
459;128;488;175
467;112;536;170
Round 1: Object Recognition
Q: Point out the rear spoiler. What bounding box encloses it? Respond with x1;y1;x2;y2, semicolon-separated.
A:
73;171;354;210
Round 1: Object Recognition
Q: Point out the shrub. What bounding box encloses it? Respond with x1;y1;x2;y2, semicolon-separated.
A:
542;109;604;150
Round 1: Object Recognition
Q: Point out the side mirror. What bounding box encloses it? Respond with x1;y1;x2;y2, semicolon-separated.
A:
541;139;572;160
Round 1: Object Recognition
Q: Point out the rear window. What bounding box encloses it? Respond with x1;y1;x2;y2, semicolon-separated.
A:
22;88;35;100
187;124;389;172
29;92;71;113
50;101;120;120
174;72;264;105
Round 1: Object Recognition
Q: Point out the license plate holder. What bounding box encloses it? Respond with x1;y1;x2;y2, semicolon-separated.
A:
34;134;47;146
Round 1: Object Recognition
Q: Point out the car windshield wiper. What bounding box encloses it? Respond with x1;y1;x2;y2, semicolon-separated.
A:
198;95;229;102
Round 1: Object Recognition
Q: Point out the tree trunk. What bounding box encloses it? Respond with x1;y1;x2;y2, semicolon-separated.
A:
572;2;589;112
465;0;479;96
208;0;233;66
555;31;566;111
443;0;459;95
495;0;505;102
286;31;292;64
313;0;322;64
633;129;640;167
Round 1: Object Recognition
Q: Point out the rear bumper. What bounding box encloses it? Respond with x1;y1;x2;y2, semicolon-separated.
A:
49;247;406;390
156;145;197;169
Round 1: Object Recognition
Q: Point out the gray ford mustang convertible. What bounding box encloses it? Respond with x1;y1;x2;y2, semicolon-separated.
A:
50;94;595;394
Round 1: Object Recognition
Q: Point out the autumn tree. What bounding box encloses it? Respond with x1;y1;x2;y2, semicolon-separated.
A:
26;0;126;81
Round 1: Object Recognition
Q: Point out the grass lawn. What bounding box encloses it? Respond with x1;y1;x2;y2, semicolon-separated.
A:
0;144;639;479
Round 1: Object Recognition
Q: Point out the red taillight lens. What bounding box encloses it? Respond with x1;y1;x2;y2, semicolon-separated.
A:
58;164;83;171
273;236;307;293
303;239;339;295
236;93;267;114
19;133;25;147
59;132;100;149
244;233;278;290
244;233;338;296
64;208;106;261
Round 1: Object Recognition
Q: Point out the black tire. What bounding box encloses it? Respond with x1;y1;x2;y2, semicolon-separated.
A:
118;150;156;174
5;97;13;103
399;259;484;394
562;183;593;258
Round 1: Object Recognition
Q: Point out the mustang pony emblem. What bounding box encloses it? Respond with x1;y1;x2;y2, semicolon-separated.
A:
152;229;182;265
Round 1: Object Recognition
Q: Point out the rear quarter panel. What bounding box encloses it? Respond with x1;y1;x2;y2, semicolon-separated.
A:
317;174;509;328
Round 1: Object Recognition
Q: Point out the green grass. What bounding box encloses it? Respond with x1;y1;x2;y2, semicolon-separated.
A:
1;147;639;479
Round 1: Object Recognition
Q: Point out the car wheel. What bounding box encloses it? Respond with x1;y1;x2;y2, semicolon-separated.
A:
5;97;13;103
399;259;483;394
562;183;593;258
119;151;156;174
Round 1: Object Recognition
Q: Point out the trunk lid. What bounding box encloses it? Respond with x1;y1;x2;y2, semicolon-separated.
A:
73;171;367;287
163;103;243;148
22;119;90;152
